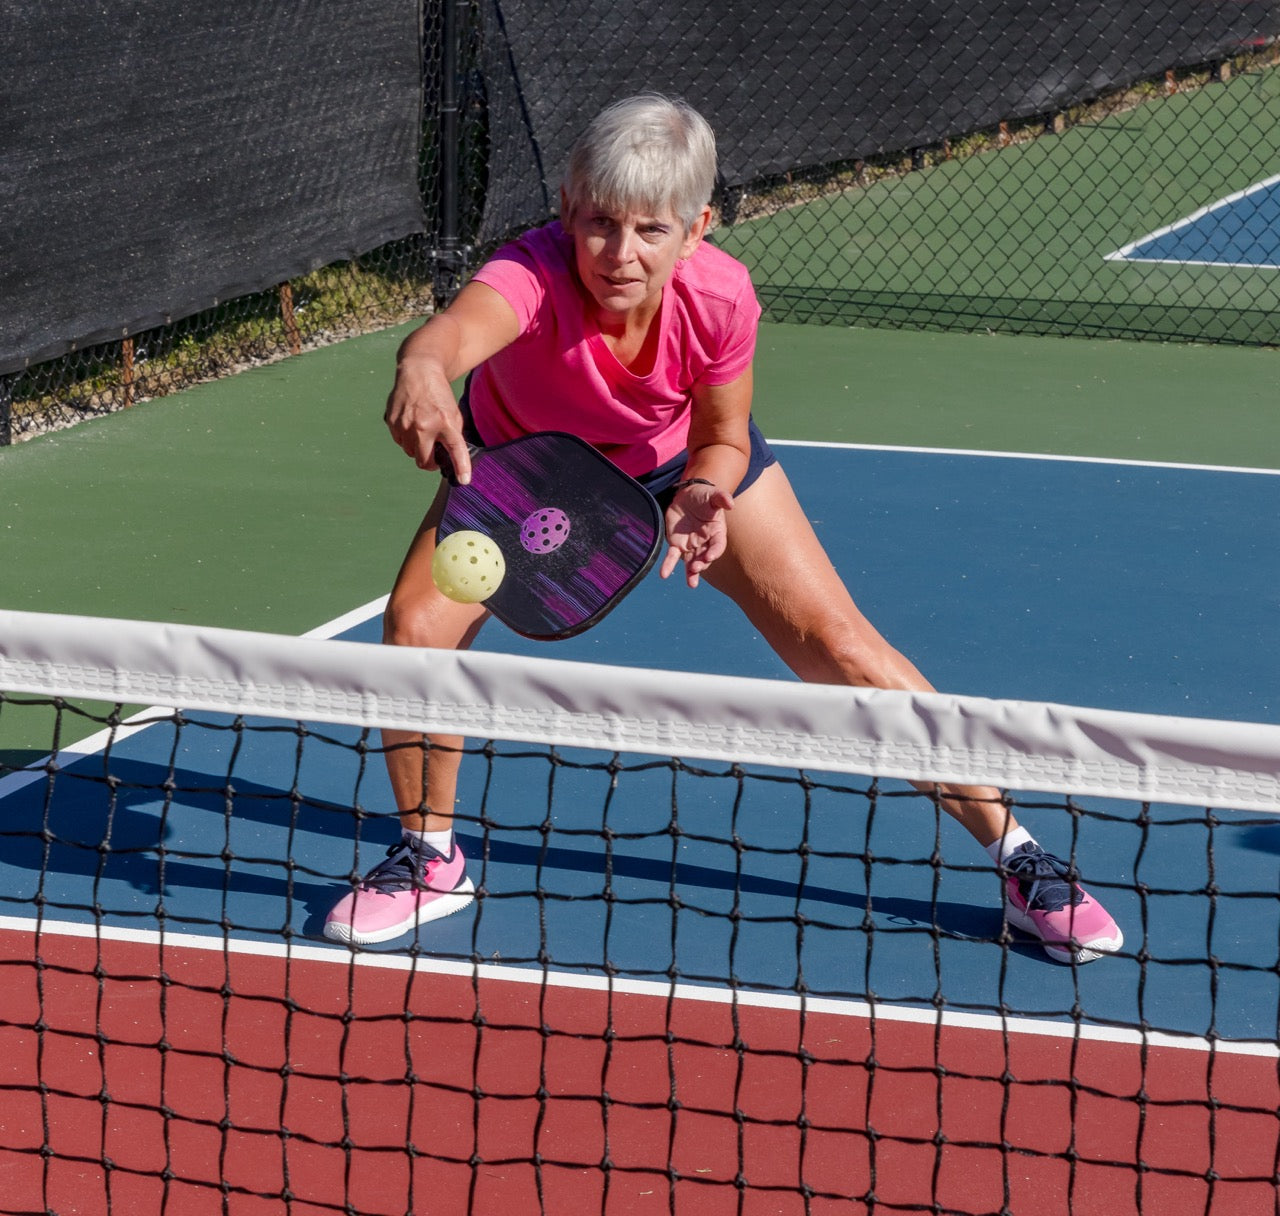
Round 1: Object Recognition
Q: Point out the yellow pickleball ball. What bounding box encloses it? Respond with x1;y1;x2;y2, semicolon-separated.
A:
432;530;506;603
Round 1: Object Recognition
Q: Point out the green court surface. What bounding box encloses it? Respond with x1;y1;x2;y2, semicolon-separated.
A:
752;323;1280;460
718;69;1280;342
3;321;1279;631
1;319;1277;761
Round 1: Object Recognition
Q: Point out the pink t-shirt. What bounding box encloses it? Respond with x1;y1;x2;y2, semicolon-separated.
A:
468;222;761;477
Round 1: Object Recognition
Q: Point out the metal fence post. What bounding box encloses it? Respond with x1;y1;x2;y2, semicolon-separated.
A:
433;0;469;307
0;375;12;446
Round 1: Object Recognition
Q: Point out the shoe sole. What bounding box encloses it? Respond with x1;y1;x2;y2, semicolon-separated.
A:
323;878;477;946
1003;901;1124;965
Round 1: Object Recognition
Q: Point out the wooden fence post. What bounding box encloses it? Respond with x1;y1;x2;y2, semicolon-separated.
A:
122;338;135;408
280;283;302;355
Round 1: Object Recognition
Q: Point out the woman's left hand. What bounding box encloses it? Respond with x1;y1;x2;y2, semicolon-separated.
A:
660;482;735;588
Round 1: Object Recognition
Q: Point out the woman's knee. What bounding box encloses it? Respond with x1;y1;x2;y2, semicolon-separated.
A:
757;607;927;692
382;593;427;647
821;629;910;689
382;589;485;649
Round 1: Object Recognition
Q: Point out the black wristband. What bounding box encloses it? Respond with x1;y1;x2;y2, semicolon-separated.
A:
671;477;716;493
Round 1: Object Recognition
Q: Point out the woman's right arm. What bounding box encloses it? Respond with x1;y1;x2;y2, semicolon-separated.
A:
384;280;521;484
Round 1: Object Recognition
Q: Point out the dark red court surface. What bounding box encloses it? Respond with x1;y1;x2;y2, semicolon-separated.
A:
4;925;1277;1216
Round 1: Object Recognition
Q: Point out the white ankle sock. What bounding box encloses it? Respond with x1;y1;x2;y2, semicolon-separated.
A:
403;827;454;856
986;825;1035;865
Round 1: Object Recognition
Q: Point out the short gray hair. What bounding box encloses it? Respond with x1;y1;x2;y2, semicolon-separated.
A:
562;94;717;232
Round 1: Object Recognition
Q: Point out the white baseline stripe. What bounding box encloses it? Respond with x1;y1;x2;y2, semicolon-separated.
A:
1108;255;1280;270
2;914;1272;1059
766;438;1280;478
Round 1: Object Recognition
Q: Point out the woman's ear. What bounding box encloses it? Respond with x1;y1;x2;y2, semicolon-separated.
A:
681;205;713;259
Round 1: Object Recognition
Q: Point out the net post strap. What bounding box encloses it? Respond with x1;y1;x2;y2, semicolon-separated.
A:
2;608;1279;812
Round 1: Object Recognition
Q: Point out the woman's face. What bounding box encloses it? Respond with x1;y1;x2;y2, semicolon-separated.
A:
563;195;710;323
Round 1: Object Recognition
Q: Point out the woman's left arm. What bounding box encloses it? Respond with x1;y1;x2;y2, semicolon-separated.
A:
659;368;754;587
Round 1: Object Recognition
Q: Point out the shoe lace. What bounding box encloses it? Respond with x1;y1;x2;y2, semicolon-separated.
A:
360;840;436;894
1005;846;1082;914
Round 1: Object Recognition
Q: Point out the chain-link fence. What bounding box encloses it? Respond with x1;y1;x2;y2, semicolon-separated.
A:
472;0;1280;345
5;2;1277;444
2;1;457;445
716;46;1280;344
1;251;431;445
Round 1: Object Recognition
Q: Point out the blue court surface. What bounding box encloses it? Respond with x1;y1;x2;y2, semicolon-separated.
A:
3;445;1279;1043
1106;173;1280;268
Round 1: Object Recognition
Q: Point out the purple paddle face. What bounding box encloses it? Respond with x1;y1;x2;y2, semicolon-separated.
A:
436;433;662;640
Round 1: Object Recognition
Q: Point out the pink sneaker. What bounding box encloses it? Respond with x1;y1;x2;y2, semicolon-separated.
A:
1002;843;1123;964
324;837;475;945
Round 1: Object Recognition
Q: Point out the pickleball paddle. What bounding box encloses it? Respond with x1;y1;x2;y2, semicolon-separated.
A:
434;432;664;640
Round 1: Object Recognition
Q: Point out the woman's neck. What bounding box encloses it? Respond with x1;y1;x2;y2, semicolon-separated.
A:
594;293;663;374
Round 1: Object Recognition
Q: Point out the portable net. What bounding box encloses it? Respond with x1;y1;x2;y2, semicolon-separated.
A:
1;608;1278;1216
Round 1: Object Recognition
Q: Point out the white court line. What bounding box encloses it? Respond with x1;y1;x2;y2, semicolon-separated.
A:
1109;256;1280;270
301;594;388;639
767;438;1280;477
2;913;1274;1059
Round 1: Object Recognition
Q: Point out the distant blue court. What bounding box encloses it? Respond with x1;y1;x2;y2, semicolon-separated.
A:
1106;173;1280;268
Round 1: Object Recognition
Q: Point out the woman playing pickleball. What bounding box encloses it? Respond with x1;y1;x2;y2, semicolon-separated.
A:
323;94;1123;965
